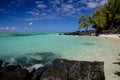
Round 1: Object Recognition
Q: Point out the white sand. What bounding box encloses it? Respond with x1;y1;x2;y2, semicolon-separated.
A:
99;34;120;39
98;35;120;80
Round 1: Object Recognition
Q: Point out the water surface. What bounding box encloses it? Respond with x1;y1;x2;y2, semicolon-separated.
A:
0;32;120;80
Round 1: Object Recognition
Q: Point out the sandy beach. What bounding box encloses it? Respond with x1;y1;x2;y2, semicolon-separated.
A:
97;35;120;80
99;34;120;39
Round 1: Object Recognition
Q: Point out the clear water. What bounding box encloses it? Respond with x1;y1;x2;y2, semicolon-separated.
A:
0;32;120;80
0;32;120;63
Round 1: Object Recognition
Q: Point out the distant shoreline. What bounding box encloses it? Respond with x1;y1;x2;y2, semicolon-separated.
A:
61;30;120;40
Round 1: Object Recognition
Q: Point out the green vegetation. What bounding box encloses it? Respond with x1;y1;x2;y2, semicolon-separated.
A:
78;0;120;34
78;16;91;31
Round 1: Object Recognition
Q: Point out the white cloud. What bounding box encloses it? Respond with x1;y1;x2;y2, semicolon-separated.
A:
5;27;9;30
67;0;73;3
37;4;47;8
24;27;27;30
62;4;74;12
24;27;33;31
86;0;107;8
100;0;107;5
35;1;43;4
13;0;108;21
20;15;60;21
29;22;33;26
51;0;61;4
78;0;87;3
41;13;47;16
10;27;16;30
0;27;17;31
61;4;77;16
0;27;4;30
54;7;61;13
22;18;40;21
26;11;40;15
86;2;98;8
88;0;94;1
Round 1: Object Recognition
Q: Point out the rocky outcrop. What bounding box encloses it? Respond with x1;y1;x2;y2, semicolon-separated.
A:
40;59;105;80
0;60;3;67
0;58;105;80
63;30;96;36
0;65;28;80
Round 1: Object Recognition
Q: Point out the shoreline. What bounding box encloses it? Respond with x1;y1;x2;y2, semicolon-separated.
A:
98;34;120;39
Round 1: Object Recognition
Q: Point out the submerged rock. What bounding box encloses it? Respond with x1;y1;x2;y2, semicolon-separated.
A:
40;59;105;80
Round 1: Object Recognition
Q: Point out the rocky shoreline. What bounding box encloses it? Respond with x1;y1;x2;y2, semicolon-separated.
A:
0;58;105;80
60;30;120;38
60;30;96;36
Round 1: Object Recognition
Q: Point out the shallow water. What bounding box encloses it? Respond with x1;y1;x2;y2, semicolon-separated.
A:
0;32;120;80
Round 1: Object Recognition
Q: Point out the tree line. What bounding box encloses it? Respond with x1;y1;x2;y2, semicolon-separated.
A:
78;0;120;34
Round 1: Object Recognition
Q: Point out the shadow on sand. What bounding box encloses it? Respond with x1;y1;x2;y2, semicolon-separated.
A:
113;54;120;77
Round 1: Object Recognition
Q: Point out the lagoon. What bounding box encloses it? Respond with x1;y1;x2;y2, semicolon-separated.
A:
0;32;120;80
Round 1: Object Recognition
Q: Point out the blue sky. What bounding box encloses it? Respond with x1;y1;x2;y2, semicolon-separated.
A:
0;0;107;32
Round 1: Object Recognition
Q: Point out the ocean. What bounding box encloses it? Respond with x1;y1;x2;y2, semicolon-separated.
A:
0;32;120;80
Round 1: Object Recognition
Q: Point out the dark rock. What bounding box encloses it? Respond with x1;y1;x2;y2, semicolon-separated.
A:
63;30;96;36
0;65;28;80
64;31;80;35
115;71;120;77
0;70;27;80
0;59;105;80
40;59;105;80
59;33;62;35
113;62;120;65
98;29;120;35
25;58;42;67
0;60;3;67
4;61;10;67
6;65;22;71
32;67;47;80
25;68;35;80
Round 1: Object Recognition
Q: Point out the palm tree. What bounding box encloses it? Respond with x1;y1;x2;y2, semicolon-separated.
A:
78;15;86;31
78;16;92;32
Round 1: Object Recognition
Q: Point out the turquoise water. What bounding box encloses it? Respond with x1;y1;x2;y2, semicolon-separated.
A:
0;32;120;65
0;32;120;80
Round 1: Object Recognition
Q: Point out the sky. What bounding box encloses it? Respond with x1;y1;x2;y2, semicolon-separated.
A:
0;0;107;32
